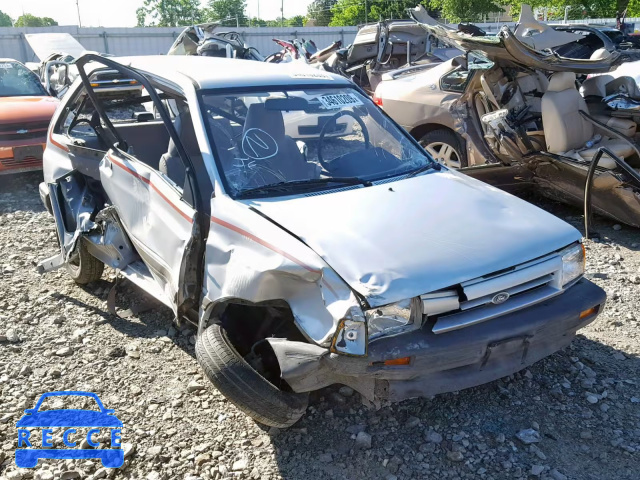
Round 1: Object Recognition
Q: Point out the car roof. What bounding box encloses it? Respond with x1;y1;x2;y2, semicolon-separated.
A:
107;55;352;91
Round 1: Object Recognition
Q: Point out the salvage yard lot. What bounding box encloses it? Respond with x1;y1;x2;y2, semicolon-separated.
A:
0;172;639;480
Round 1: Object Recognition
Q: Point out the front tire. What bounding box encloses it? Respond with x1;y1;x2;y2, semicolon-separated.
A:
419;129;468;169
196;323;308;428
65;238;104;285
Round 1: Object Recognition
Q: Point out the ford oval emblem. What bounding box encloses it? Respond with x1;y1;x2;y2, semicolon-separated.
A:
492;292;510;305
16;129;29;134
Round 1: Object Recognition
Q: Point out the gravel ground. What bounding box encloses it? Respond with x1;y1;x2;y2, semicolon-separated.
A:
0;172;639;480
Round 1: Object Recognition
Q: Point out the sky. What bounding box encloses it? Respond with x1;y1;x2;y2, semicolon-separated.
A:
2;0;315;27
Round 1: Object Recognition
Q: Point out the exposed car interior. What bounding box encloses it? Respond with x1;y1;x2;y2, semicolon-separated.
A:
468;60;640;173
541;72;635;168
57;71;214;208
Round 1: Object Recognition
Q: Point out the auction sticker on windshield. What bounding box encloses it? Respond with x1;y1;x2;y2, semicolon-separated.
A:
291;72;333;80
319;93;363;110
0;63;14;69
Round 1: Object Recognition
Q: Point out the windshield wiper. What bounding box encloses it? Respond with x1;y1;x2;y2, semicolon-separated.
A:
237;177;372;198
407;161;442;178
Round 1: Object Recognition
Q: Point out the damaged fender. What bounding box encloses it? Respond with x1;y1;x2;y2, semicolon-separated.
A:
200;195;361;346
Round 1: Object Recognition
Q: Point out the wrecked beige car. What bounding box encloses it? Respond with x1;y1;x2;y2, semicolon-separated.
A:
375;6;640;231
40;54;605;428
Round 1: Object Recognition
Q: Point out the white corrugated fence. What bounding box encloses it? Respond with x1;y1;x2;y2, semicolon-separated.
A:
0;25;358;63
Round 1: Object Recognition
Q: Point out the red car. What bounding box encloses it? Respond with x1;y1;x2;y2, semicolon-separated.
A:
0;59;58;175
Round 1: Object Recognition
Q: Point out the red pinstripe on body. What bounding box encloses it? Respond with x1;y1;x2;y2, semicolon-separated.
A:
107;154;194;223
49;130;70;152
209;215;341;299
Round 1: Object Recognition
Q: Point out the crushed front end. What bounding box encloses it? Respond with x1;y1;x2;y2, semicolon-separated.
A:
266;248;606;406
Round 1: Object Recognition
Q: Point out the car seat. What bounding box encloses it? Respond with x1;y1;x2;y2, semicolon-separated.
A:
541;71;635;169
241;104;313;182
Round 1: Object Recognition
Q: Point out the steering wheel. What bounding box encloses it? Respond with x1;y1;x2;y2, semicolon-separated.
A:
317;110;371;170
511;105;532;127
500;83;518;105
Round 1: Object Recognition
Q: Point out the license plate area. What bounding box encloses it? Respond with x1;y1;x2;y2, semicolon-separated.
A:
14;145;44;161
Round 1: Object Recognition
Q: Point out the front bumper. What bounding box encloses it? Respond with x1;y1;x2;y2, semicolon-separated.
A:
269;279;606;404
0;138;46;175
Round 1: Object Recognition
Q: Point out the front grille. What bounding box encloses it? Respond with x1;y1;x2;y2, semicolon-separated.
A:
0;121;49;141
0;157;42;168
429;254;564;334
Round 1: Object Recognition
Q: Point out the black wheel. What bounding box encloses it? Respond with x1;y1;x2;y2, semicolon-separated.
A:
419;129;468;169
65;238;105;285
196;323;308;428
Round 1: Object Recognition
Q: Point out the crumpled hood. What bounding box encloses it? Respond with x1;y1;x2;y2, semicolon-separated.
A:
249;171;580;307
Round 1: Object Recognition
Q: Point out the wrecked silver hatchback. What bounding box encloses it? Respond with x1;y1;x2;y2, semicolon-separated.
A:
39;54;605;427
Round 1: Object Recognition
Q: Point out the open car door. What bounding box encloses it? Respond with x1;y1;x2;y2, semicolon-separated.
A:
73;54;207;316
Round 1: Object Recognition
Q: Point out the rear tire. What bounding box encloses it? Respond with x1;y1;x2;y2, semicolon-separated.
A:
196;323;308;428
419;129;468;169
65;238;104;285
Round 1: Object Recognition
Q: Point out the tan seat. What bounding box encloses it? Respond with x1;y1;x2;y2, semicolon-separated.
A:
581;74;615;97
590;48;612;60
581;74;638;136
592;115;637;137
541;72;634;169
578;139;634;162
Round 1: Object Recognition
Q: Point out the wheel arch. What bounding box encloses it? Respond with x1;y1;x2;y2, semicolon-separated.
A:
199;297;307;347
409;123;464;146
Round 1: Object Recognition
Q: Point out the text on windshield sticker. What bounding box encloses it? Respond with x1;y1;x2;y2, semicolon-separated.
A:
291;72;333;80
0;63;14;69
318;93;363;110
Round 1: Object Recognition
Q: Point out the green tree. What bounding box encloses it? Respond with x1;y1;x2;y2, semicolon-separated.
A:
206;0;247;25
136;0;203;27
427;0;502;22
249;16;267;27
0;9;13;26
14;13;59;27
286;15;306;27
503;0;620;20
329;0;421;26
307;0;337;26
627;0;640;15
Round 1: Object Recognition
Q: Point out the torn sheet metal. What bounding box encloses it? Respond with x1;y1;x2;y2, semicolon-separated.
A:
409;5;624;73
99;151;197;312
265;279;605;404
201;195;360;346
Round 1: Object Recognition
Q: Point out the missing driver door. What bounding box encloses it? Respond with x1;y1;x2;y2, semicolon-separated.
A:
75;54;204;314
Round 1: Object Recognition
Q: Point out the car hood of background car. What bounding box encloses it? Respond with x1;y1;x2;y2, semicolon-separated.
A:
249;171;580;307
16;409;123;427
0;96;58;125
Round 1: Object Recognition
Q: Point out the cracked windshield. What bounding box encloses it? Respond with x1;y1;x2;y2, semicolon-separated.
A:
200;88;432;197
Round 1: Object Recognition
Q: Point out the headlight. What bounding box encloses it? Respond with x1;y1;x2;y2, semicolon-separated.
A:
561;243;586;287
331;307;367;357
366;298;422;340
